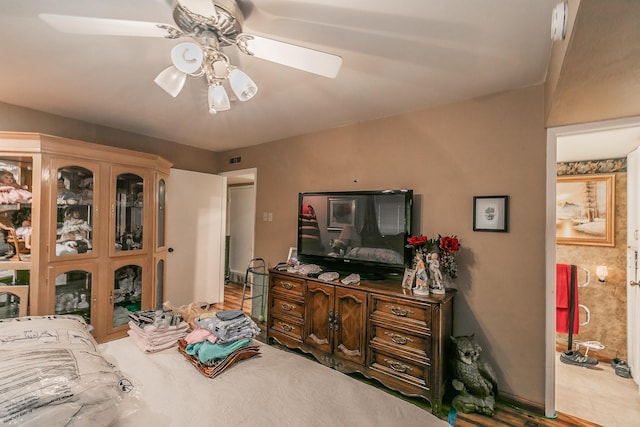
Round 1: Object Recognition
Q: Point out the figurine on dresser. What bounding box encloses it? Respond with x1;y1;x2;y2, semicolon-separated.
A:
412;252;429;295
450;334;498;416
428;253;445;295
0;170;32;204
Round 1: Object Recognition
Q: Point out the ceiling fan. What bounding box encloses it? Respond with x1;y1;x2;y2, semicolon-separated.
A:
39;0;343;113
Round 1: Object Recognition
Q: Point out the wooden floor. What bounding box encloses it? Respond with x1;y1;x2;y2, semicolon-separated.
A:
218;282;598;427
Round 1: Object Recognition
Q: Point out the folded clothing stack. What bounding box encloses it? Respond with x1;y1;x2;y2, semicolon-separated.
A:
127;309;189;353
181;309;262;369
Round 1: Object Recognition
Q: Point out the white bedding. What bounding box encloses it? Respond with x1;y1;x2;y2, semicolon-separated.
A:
0;315;128;427
100;337;449;427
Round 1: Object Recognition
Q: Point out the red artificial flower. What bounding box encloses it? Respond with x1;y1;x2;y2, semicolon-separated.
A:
440;236;460;253
407;235;428;248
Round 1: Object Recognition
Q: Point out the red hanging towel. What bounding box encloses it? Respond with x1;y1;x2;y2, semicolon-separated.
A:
556;263;579;334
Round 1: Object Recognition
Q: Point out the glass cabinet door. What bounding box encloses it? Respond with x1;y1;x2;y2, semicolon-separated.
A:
0;157;33;262
0;269;29;318
54;269;93;324
55;165;95;258
115;173;144;252
157;177;166;249
112;264;143;327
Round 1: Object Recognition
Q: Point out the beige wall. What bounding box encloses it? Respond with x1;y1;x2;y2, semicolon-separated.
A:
547;0;640;127
218;85;548;404
544;0;581;123
0;101;219;172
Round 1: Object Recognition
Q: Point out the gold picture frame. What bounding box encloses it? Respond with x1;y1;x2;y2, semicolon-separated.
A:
556;174;615;246
402;268;416;290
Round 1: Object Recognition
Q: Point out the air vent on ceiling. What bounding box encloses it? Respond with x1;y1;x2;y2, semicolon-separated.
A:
228;156;242;164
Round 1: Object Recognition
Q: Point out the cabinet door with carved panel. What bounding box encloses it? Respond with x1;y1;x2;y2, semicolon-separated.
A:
333;286;367;366
305;281;333;355
305;282;367;367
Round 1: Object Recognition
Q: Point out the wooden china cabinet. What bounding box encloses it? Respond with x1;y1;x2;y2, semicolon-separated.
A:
0;132;171;342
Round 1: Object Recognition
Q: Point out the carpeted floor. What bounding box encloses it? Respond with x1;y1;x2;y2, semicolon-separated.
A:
100;337;450;427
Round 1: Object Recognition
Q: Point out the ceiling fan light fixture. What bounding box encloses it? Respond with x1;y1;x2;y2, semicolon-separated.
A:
154;65;187;97
170;42;204;74
212;60;229;79
228;68;258;102
208;84;231;113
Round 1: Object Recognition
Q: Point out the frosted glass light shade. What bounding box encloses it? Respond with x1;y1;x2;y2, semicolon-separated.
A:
229;69;258;101
208;84;231;113
154;66;187;97
170;42;204;74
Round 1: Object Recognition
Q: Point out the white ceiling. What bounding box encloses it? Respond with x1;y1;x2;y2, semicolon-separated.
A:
557;124;640;162
1;0;560;152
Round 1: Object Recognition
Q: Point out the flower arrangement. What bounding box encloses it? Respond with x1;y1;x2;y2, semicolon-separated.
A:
406;234;461;280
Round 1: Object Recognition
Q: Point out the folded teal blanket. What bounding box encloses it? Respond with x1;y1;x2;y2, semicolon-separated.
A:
186;338;252;364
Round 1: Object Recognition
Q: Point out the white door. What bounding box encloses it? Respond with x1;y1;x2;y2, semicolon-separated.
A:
166;169;227;306
627;148;640;389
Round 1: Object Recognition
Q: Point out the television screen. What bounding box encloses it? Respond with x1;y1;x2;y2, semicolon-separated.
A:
297;190;413;277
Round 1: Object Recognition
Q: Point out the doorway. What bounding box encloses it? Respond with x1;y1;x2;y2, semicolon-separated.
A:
546;117;640;424
220;168;257;285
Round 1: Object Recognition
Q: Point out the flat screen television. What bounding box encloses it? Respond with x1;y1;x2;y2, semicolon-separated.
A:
297;189;413;279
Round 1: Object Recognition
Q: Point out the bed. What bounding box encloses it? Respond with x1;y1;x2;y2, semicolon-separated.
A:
0;315;450;427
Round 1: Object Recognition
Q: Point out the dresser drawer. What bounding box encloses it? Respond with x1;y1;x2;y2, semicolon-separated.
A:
269;315;304;342
369;295;431;332
270;294;304;319
370;322;430;361
270;275;305;299
369;346;430;391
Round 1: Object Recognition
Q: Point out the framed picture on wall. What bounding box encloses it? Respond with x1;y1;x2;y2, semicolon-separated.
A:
327;198;356;230
473;195;509;232
556;174;615;246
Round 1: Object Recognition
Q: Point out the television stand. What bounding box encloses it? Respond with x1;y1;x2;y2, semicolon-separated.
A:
267;269;456;415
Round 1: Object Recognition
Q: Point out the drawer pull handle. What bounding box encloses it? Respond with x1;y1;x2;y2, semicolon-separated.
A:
384;358;413;373
385;332;413;345
385;305;414;317
281;302;295;311
281;282;294;290
278;322;293;332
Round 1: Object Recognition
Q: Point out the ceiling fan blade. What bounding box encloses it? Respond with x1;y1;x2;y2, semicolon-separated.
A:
241;34;342;78
177;0;219;19
39;14;175;37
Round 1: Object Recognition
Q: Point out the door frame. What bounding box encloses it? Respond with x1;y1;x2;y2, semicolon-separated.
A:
220;167;257;277
545;116;640;417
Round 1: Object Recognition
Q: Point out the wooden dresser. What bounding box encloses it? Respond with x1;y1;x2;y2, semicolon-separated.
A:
267;269;455;413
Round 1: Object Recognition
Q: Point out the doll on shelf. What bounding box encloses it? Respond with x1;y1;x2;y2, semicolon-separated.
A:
15;219;32;250
0;170;32;204
57;206;92;254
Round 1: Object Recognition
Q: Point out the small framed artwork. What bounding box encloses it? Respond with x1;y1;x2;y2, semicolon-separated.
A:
328;197;356;230
287;247;298;265
473;196;509;232
556;174;615;246
402;268;416;290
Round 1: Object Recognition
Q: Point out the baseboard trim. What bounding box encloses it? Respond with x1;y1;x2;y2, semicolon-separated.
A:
498;391;545;416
